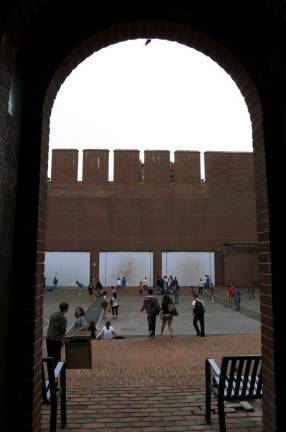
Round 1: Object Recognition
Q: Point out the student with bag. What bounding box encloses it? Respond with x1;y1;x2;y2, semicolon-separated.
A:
160;294;177;337
140;288;160;338
192;293;205;337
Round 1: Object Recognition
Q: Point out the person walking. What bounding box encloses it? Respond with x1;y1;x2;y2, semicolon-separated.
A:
140;288;160;338
160;294;176;337
101;290;109;320
46;302;69;365
76;280;84;295
192;293;205;337
110;291;119;319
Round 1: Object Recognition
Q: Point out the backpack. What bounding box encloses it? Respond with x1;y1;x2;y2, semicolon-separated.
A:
194;299;205;316
150;298;161;316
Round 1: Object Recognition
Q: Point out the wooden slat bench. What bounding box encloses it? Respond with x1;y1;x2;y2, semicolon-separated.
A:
205;355;262;432
42;357;67;431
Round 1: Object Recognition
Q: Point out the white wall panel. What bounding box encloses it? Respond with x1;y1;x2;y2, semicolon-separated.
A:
45;252;90;287
162;252;215;286
99;252;153;287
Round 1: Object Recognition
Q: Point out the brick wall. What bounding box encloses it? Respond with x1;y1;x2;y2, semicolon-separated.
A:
46;149;258;287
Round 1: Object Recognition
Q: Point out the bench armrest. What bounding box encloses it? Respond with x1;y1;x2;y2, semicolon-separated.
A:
206;358;221;377
54;361;65;380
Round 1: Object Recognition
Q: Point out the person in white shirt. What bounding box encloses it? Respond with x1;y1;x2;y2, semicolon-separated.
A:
116;277;122;289
101;321;116;340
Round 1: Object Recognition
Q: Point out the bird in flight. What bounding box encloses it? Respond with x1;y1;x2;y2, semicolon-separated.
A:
145;39;151;46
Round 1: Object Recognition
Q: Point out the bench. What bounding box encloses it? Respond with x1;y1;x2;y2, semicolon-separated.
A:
205;355;262;432
42;357;67;431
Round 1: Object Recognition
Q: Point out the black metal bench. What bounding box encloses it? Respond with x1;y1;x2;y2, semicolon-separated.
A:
42;357;67;431
205;355;262;432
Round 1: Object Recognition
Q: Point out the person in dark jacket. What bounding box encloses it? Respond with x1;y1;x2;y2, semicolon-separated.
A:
46;302;69;365
140;288;160;338
192;293;205;337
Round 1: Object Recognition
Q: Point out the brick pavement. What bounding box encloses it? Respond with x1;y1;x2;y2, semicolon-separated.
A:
42;334;262;431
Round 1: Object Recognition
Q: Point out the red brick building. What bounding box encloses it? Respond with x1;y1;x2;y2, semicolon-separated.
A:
46;148;258;287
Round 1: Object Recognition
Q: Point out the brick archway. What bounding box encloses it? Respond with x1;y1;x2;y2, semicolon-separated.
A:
43;16;268;425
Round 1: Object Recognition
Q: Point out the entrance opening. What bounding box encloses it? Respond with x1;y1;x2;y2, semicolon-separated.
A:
42;36;262;431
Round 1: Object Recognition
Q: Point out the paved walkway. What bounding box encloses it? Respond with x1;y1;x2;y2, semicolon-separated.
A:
43;287;261;338
41;334;262;431
42;288;262;431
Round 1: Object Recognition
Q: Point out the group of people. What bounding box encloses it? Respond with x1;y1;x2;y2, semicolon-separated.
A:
140;288;205;338
226;283;241;311
46;301;122;365
116;276;127;290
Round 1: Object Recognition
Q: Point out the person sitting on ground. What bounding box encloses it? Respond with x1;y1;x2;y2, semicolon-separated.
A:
73;306;88;331
101;320;116;340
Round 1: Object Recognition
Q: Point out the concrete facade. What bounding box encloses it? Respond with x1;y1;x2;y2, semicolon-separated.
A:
46;149;258;287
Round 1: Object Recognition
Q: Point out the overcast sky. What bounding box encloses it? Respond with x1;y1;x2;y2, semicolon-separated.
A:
49;39;253;180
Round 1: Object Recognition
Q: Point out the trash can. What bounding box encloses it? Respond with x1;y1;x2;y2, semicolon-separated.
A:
65;331;92;369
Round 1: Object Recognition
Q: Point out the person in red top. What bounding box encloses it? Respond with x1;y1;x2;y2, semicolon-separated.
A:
227;283;236;307
138;281;144;295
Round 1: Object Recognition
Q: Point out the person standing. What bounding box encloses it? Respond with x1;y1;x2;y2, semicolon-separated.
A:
192;293;205;337
116;277;122;290
88;282;95;303
53;275;58;290
46;302;69;365
235;286;241;311
209;283;215;304
140;288;160;337
121;276;127;292
138;281;144;295
143;277;148;293
174;277;180;304
198;278;203;296
95;278;103;297
110;291;119;319
248;281;256;300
